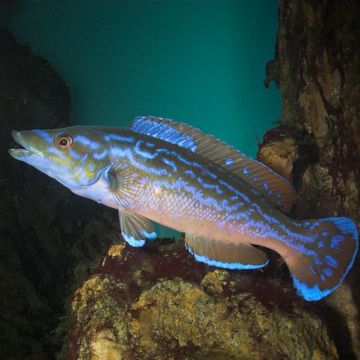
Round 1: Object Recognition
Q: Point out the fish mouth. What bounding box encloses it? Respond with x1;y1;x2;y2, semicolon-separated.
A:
9;130;43;160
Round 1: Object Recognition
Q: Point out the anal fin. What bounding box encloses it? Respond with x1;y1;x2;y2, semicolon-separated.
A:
185;234;269;269
119;209;157;247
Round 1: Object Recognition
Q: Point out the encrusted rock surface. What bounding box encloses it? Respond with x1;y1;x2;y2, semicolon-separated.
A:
66;242;338;360
261;1;360;358
263;0;360;223
258;127;299;182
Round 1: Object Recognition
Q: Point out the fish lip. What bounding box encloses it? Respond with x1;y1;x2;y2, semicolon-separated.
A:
11;130;30;150
9;130;43;159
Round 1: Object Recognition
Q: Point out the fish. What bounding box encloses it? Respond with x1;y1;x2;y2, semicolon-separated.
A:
9;116;358;301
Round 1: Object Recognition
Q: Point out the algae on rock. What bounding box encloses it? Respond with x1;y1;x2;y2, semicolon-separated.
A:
65;243;338;360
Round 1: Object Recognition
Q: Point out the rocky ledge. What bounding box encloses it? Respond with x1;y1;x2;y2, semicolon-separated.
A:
66;241;338;360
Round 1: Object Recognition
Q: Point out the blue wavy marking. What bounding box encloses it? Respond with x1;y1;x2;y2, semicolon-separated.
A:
74;135;100;150
33;130;53;143
93;149;109;160
121;230;157;247
186;245;269;270
325;255;338;268
162;157;177;172
330;234;343;249
68;149;82;160
144;231;157;239
324;268;333;277
134;140;157;159
332;217;359;241
292;219;358;301
48;147;66;158
197;177;223;194
104;134;134;143
292;276;332;301
122;232;146;247
88;163;96;172
184;169;196;178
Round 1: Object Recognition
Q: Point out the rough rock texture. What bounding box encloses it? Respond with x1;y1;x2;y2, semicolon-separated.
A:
66;242;338;360
261;0;360;358
0;28;116;359
258;127;299;182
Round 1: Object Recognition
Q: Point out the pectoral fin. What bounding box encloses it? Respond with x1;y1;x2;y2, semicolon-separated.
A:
185;234;269;269
107;162;143;209
105;162;157;247
119;209;157;247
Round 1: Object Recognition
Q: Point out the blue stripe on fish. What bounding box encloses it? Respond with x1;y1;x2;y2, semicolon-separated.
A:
74;135;100;150
292;276;332;301
104;134;134;143
93;149;109;160
144;231;157;239
69;149;82;160
162;157;177;172
33;130;53;143
186;244;270;270
330;234;343;249
122;232;146;247
325;255;338;268
324;268;333;277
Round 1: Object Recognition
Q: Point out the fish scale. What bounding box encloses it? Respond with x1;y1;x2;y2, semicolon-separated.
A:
123;137;322;254
9;116;358;301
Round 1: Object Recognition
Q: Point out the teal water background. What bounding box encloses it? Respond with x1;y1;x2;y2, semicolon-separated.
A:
4;1;280;237
4;0;280;158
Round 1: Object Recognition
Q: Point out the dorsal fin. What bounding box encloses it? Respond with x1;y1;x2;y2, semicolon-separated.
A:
130;116;297;213
131;116;198;151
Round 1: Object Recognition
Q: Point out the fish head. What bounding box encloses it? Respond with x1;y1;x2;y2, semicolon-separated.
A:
9;126;112;189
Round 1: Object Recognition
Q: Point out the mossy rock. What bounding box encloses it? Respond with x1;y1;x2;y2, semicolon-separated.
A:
65;243;338;360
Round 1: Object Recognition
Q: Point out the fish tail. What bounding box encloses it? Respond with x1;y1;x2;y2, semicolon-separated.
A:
284;217;358;301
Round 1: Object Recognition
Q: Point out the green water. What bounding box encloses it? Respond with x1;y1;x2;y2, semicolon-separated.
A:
4;0;280;238
4;0;280;158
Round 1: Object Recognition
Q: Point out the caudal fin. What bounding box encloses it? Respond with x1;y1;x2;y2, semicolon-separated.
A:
285;217;358;301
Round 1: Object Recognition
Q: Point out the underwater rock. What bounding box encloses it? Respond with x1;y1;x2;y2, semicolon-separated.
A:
0;28;116;358
263;0;360;358
257;127;299;182
65;241;338;360
257;137;298;181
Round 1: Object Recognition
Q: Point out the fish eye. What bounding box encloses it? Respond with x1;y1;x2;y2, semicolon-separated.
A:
55;134;73;150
